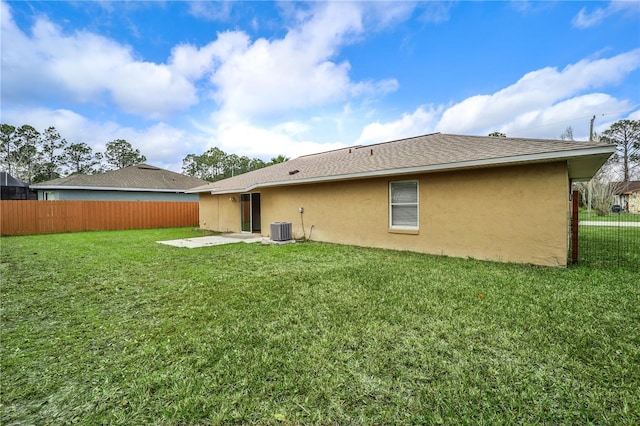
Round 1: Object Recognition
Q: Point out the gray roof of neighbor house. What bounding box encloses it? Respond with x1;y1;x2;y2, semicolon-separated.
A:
31;164;208;193
1;172;29;187
614;181;640;195
188;133;616;195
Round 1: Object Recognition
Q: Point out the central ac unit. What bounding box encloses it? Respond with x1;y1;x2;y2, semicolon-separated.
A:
270;222;292;241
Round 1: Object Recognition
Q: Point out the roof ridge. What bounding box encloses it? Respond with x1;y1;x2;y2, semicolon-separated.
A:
136;164;161;170
297;145;363;158
356;132;441;149
437;133;612;145
31;163;208;189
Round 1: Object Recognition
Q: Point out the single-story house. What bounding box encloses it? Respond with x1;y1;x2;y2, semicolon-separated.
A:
31;164;208;202
613;181;640;213
188;133;615;267
1;172;37;200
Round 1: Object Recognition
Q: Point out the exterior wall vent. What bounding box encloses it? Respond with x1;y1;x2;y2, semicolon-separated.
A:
270;222;292;241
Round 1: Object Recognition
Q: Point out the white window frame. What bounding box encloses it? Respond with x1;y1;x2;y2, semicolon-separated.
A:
389;180;419;230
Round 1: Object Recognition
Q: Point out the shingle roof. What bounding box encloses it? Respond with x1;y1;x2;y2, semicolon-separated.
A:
31;164;208;192
189;133;615;194
1;172;29;188
613;181;640;194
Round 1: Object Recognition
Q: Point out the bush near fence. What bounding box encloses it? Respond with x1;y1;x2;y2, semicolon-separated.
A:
0;200;199;236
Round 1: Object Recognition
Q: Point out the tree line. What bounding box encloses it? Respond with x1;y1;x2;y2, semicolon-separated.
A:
182;149;288;182
1;124;146;184
0;123;289;185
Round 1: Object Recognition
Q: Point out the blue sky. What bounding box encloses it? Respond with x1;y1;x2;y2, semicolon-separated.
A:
2;1;639;172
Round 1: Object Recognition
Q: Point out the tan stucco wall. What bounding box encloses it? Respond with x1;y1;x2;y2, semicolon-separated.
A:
199;192;239;233
199;162;570;266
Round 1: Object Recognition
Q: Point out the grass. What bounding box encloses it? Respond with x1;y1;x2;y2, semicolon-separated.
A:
578;225;640;270
1;228;639;425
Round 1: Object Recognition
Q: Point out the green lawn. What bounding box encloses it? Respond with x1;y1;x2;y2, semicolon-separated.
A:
578;225;640;270
1;228;639;425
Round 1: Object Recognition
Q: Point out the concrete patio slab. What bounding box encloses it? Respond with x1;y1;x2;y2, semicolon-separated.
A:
157;233;264;248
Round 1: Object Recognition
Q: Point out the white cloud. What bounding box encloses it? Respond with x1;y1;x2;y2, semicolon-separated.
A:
435;49;640;134
356;106;441;145
168;1;404;152
357;50;640;143
187;1;234;21
1;2;197;119
205;121;346;160
361;1;418;29
573;6;609;29
2;1;403;125
500;94;633;140
117;123;208;171
627;110;640;121
572;1;640;29
206;1;399;121
169;32;250;80
109;62;196;118
417;1;456;23
1;107;116;148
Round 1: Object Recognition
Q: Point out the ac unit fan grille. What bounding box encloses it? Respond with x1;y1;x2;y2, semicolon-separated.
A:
270;222;292;241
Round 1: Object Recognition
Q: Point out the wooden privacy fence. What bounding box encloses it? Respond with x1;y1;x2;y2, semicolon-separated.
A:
0;200;199;236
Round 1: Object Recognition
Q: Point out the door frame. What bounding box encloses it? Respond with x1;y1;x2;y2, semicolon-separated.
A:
240;192;261;233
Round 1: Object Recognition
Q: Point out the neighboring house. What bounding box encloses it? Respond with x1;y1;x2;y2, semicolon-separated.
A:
613;181;640;213
30;164;208;202
188;133;615;267
1;172;36;200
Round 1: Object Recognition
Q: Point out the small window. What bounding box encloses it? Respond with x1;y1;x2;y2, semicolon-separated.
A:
390;181;418;229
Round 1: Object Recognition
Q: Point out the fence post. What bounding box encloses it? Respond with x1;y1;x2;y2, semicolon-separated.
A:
571;190;579;264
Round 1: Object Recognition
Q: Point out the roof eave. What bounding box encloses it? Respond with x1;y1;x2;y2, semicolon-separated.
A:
186;183;259;195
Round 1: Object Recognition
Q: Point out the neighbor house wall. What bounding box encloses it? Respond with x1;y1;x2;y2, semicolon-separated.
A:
199;162;570;266
629;192;640;214
37;190;198;202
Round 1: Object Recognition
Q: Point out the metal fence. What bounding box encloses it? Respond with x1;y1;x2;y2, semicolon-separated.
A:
576;207;640;271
